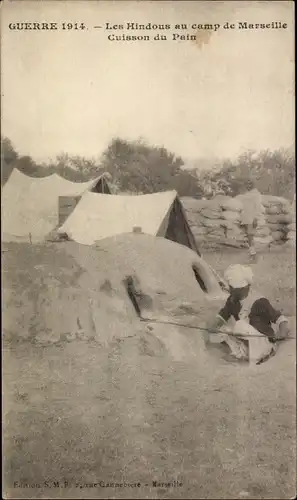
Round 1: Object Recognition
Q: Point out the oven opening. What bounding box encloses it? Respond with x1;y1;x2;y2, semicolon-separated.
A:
192;264;207;293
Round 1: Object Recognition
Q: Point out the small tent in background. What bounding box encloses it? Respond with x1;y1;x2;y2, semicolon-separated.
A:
2;169;112;243
90;173;111;194
58;173;112;225
57;190;201;255
1;160;14;186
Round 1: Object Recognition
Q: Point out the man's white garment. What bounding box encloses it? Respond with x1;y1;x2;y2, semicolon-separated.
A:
224;264;253;289
240;189;263;225
217;293;274;363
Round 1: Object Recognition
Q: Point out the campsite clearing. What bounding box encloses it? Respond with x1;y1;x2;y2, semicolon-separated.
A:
2;240;296;499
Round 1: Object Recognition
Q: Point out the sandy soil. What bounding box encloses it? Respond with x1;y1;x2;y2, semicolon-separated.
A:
2;240;296;499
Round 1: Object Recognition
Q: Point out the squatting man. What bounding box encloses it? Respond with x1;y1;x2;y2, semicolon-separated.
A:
207;264;290;364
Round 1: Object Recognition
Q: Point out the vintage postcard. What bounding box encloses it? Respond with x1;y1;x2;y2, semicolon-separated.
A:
1;1;295;499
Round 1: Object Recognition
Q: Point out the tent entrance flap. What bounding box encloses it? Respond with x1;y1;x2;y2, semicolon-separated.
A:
162;198;200;255
58;196;82;226
91;177;111;194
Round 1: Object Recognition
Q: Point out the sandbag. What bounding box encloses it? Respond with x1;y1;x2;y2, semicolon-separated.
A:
191;226;209;236
221;211;241;222
288;222;296;231
266;214;292;224
254;240;272;250
262;195;290;209
225;227;246;236
255;226;271;237
206;229;226;238
181;198;207;209
265;206;282;215
287;231;296;241
286;239;296;248
202;198;226;211
221;197;243;212
206;232;226;240
265;205;290;216
271;230;285;241
219;220;239;230
195;236;208;243
213;194;232;204
254;235;273;244
281;204;291;214
200;207;223;219
219;238;247;248
181;196;200;204
184;208;204;216
267;222;286;232
226;226;245;236
226;234;246;244
199;217;224;228
262;200;283;208
187;215;200;224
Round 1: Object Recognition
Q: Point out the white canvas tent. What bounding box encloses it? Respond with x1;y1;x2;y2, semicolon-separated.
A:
58;190;200;254
2;169;110;243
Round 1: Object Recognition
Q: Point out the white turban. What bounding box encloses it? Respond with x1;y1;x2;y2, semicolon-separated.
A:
224;264;253;289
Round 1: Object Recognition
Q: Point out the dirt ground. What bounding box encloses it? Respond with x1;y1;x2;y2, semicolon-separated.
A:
3;243;296;499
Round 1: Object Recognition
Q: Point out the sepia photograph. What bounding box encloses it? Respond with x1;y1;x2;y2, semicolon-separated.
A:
1;1;295;499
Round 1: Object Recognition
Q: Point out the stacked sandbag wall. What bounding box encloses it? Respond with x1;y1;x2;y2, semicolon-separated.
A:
261;195;293;245
181;196;248;249
217;194;271;250
182;193;294;250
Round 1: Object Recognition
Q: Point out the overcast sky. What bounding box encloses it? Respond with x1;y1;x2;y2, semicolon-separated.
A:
1;1;294;165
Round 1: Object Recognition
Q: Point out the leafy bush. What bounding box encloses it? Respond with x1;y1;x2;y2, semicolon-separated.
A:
196;148;295;200
1;135;294;200
99;137;203;196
